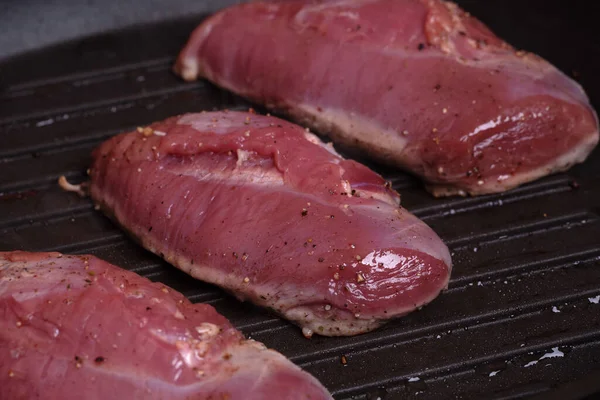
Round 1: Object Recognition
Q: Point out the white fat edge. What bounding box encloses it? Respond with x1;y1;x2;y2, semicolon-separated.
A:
236;149;253;167
303;131;342;157
175;165;284;186
177;13;226;81
338;11;359;20
341;180;353;195
466;130;598;195
295;103;408;160
294;0;374;24
58;176;87;197
177;112;274;135
135;246;332;341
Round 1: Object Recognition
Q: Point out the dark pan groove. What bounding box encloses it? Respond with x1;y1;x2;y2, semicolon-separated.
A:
445;211;596;248
0;127;124;161
0;82;204;127
185;291;227;304
236;318;286;332
0;203;93;231
414;175;571;220
3;57;172;94
447;248;600;288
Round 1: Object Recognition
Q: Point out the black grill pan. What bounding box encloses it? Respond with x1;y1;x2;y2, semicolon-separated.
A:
1;1;600;399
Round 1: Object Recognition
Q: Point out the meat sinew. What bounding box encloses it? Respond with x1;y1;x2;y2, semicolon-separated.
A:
0;251;332;400
174;0;599;196
88;111;451;337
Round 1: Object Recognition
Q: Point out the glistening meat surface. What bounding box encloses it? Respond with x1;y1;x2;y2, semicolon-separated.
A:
89;111;452;337
0;251;332;400
174;0;599;196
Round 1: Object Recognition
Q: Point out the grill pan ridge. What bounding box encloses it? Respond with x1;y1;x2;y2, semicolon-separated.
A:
1;1;600;398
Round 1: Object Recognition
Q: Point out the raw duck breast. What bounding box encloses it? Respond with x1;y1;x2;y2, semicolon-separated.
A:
88;111;452;337
174;0;599;196
0;251;332;400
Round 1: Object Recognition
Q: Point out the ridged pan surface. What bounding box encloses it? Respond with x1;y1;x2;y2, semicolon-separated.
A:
1;1;599;398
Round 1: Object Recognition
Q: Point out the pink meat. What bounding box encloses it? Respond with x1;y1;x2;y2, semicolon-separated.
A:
174;0;599;196
0;251;332;400
88;111;451;337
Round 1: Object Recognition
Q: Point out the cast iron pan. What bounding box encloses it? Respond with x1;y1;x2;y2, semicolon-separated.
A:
1;1;599;398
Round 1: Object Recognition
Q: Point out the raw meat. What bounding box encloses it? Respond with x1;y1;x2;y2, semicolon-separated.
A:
88;111;451;337
0;251;332;400
174;0;599;196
